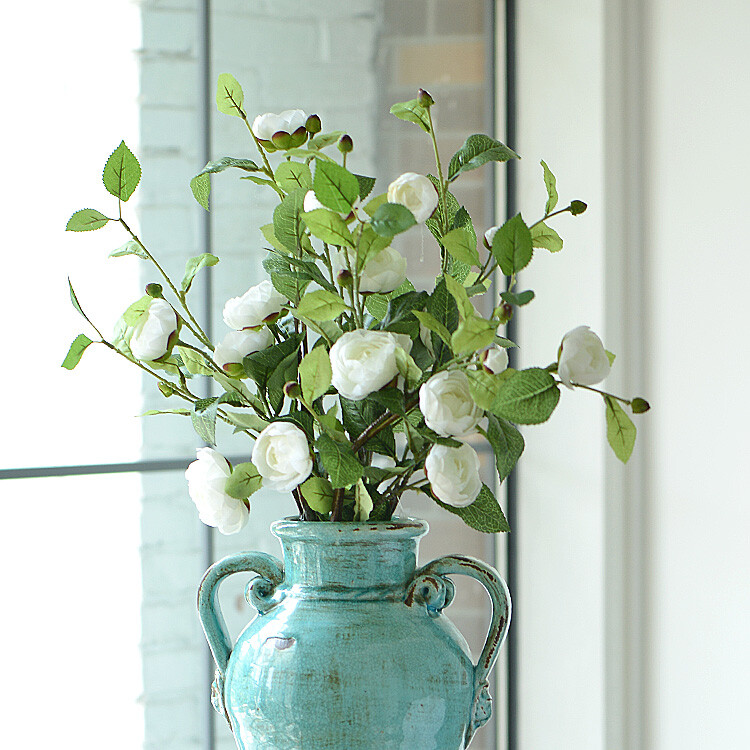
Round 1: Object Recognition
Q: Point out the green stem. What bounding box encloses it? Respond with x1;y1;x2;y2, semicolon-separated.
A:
426;107;449;271
568;382;632;405
528;206;573;230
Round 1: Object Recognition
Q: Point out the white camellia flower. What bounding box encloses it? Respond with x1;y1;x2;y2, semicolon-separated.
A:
332;246;407;294
223;280;286;330
419;370;483;438
557;325;611;389
482;345;509;374
251;109;307;141
329;329;406;401
484;225;500;248
387;172;439;224
425;442;482;507
252;422;313;492
130;298;177;361
214;328;273;370
185;448;249;535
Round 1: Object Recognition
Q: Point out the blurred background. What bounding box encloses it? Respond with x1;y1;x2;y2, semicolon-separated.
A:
1;1;748;749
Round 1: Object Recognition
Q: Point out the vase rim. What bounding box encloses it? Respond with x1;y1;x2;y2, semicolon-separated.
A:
271;516;428;541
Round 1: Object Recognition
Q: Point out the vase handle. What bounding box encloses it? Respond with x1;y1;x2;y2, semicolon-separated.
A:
408;554;511;744
197;551;285;679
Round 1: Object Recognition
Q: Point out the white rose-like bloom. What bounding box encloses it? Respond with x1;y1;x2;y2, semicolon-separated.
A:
129;298;177;361
425;443;482;507
387;172;439;224
223;280;286;330
482;345;509;374
214;328;273;370
557;325;611;389
419;370;483;438
332;246;407;294
251;109;307;140
329;330;403;401
252;422;313;492
185;448;249;535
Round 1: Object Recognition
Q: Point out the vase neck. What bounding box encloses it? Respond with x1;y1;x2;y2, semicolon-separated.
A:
272;520;427;600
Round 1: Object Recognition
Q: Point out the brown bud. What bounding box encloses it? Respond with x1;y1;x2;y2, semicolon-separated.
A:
146;283;163;298
417;88;435;107
570;200;587;215
337;134;353;154
631;397;651;414
284;381;302;399
305;114;322;134
337;269;353;288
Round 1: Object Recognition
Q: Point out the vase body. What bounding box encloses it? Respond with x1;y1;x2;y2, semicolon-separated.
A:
198;519;511;750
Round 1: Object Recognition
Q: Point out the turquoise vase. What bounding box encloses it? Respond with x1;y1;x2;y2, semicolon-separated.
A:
198;518;511;749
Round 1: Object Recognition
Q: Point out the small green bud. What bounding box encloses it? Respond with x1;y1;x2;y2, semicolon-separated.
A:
146;283;163;298
631;397;651;414
570;200;587;216
305;114;322;134
284;381;302;399
337;134;353;154
497;301;514;325
337;269;353;288
417;88;435;107
158;381;177;397
271;130;293;150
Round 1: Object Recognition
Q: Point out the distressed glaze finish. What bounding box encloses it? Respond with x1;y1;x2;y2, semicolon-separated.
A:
198;519;511;749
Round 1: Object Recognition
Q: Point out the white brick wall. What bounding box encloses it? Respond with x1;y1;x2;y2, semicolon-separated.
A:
138;3;496;749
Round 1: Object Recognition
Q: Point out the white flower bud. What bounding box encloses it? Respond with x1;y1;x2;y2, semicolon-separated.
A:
185;448;249;535
425;443;482;507
129;298;177;361
482;345;509;374
214;328;274;370
251;109;307;140
332;246;407;294
419;370;483;438
252;422;313;492
557;325;611;389
484;225;500;249
329;330;403;401
387;172;439;224
223;280;286;330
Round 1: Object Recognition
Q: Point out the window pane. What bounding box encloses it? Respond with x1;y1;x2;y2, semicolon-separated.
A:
1;2;143;469
0;473;143;747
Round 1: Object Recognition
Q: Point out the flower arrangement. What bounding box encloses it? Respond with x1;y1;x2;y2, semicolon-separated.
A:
63;75;649;536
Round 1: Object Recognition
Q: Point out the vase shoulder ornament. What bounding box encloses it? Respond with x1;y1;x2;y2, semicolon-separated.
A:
198;518;511;749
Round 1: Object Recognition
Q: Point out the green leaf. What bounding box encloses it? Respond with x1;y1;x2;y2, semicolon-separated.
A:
123;295;152;325
225;462;262;499
491;214;533;275
68;278;90;322
266;351;300;413
447;134;519;182
378;290;429;331
308;131;345;149
313;160;359;212
273;188;307;252
275;161;313;193
224;410;269;432
216;73;244;117
316;433;364;488
243;335;302;389
368;387;406;416
389;98;431;132
540;160;558;214
452;317;498;355
604;395;637;463
61;334;94;370
299;345;332;402
500;290;535;307
340;397;395;457
355;174;376;201
354;479;373;521
191;396;220;445
606;349;617;366
485;414;524;481
370;203;417;237
197;157;261;175
363;192;388;217
300;477;334;514
394;346;422;390
259;223;287;252
434;484;510;533
141;408;190;417
530;220;563;252
441;228;480;267
467;369;509;411
190;173;210;211
443;273;474;320
491;368;560;425
181;253;219;293
302;208;354;247
412;310;451;345
357;225;392;271
297;289;349;321
176;345;213;376
364;293;389;321
428;278;459;334
66;209;110;232
102;140;141;202
109;240;147;260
